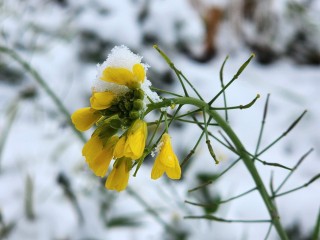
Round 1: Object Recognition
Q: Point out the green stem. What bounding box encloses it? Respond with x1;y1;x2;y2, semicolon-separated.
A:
146;97;288;240
184;215;271;223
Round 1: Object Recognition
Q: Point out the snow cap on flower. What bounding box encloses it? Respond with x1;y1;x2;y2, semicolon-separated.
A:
93;45;146;92
92;45;162;105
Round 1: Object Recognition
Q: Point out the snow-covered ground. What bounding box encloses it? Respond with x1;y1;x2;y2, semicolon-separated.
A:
0;0;319;239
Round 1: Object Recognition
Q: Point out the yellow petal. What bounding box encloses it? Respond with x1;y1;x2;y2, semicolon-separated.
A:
82;134;104;163
132;63;145;83
158;134;176;168
151;158;165;180
151;133;181;180
165;157;181;180
71;107;101;132
123;119;147;159
90;91;116;110
101;67;134;86
113;136;126;159
105;159;130;192
87;135;118;177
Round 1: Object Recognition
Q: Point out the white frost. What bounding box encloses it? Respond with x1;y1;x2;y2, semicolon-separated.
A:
92;45;162;105
151;141;164;157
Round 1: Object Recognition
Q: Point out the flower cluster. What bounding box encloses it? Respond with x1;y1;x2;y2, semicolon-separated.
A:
71;46;181;191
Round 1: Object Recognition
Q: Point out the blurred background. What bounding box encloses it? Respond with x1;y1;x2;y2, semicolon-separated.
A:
0;0;319;239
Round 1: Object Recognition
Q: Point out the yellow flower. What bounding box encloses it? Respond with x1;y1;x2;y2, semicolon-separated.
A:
100;63;145;88
113;135;126;159
114;119;147;160
105;158;132;192
151;133;181;180
90;91;117;110
82;134;104;163
71;107;101;132
86;135;118;177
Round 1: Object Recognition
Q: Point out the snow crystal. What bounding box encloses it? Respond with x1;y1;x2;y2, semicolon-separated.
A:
92;78;129;95
92;45;162;105
96;45;143;79
151;141;164;157
141;79;162;106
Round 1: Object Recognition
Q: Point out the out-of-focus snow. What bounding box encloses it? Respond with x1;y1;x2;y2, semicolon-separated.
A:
0;0;319;240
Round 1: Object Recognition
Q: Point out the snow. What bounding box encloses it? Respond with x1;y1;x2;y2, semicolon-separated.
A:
0;0;319;240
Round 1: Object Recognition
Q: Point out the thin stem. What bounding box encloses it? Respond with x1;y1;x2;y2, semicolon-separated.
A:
210;94;260;110
246;151;292;171
186;187;257;207
312;208;320;240
0;98;19;171
274;148;314;194
188;157;241;192
153;45;189;97
146;96;289;239
192;115;239;155
208;54;255;105
147;113;164;147
272;174;320;198
150;87;183;97
255;159;292;171
188;181;213;193
264;223;273;240
163;116;218;126
219;187;257;204
184;215;271;223
203;110;219;164
154;45;205;100
179;71;204;101
164;112;168;132
219;55;229;122
181;131;205;169
254;94;270;160
258;110;307;156
218;130;236;152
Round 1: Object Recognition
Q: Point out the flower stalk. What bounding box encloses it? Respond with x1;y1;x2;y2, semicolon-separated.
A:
146;96;289;240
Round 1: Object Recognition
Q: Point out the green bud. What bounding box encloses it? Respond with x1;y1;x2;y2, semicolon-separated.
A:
108;105;120;113
122;118;132;127
118;102;126;112
129;111;140;120
129;82;141;89
109;119;122;129
99;109;113;117
125;91;134;99
134;89;144;100
133;99;144;110
124;101;133;111
118;111;126;119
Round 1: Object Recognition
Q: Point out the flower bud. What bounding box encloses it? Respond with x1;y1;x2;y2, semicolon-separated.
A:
129;111;140;120
109;119;122;129
133;99;144;110
134;89;144;100
124;101;133;111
